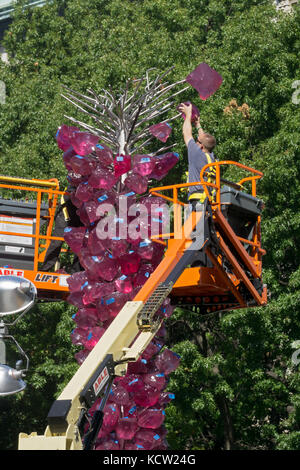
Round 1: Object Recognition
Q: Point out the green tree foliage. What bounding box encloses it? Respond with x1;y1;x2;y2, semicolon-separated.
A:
0;0;299;450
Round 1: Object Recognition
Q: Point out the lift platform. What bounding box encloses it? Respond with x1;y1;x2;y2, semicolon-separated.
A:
16;160;267;450
0;175;70;301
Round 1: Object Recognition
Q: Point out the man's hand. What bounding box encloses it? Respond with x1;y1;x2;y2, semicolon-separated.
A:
179;102;192;119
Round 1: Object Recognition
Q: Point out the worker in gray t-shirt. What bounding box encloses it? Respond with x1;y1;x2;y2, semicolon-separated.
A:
178;102;217;209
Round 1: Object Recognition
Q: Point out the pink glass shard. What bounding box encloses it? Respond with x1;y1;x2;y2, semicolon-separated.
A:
75;182;94;202
63;226;86;254
95;436;120;451
132;154;156;176
82;200;102;224
133;264;154;288
127;358;148;374
70;326;88;346
69;154;94;176
109;383;131;405
94;190;116;207
67;170;87;187
186;62;223;100
136;239;154;260
177;101;200;122
142;340;163;361
67;271;88;292
154;348;181;375
100;403;120;434
79;254;104;280
87;228;106;256
134;429;162;450
116;417;139;440
138;408;166;429
75;348;89;365
124;172;148;195
63;147;76;170
101;291;129;319
133;384;160;407
120;374;144;393
55;124;79;151
69;131;99;156
149;122;172;143
124;441;145;450
83;326;106;350
88;166;117;190
94;143;114;167
113;154;131;177
98;254;119;282
158;391;175;406
144;372;166;391
114;274;133;294
149;152;179;181
118;252;141;276
73;307;98;327
101;237;128;258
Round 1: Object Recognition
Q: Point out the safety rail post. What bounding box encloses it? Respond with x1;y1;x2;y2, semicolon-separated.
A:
34;190;42;272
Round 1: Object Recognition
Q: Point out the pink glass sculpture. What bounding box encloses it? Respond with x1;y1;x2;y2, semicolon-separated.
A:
69;131;99;156
185;62;223;100
56;117;184;450
149;122;172;142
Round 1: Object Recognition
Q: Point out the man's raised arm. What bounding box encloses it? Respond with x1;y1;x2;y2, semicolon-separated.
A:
178;102;194;147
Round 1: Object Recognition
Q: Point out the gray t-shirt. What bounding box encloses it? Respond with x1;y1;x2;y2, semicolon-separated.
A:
187;138;215;197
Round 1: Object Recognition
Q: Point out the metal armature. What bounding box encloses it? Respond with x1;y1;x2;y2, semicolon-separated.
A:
61;66;189;155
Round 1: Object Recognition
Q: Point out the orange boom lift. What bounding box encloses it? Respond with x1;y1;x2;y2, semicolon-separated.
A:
0;160;266;450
